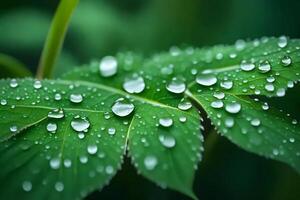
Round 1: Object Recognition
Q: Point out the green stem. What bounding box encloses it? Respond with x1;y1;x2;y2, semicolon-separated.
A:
0;53;32;78
36;0;79;79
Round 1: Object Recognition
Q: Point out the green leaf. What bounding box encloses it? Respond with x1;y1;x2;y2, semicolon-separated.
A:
188;91;300;173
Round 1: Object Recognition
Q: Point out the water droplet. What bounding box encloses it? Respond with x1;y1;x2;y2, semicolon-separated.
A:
46;123;57;133
71;115;90;132
258;61;271;73
0;99;7;105
225;102;241;114
179;116;187;123
166;78;186;94
54;93;62;101
48;108;64;119
211;100;224;108
196;74;217;86
33;80;42;89
240;61;255;71
278;36;288;48
105;165;114;174
272;149;279;156
265;83;275;92
123;75;145;94
235;39;246;51
50;158;60;170
144;155;158;170
289;138;295;143
251;118;261;127
159;134;176;148
55;182;64;192
178;101;192;110
159;118;173;127
112;98;134;117
276;88;285;97
108;127;116;135
87;144;98;155
213;92;225;100
22;181;32;192
220;81;233;90
64;159;72;168
281;55;292;67
70;94;83;104
79;156;88;164
10;79;18;88
225;117;235;128
10;125;18;133
99;56;118;77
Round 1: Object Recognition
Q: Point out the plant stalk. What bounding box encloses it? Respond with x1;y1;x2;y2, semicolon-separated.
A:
36;0;79;79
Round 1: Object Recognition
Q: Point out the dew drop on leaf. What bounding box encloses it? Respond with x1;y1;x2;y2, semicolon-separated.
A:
196;73;217;86
33;80;42;89
123;75;145;94
220;80;233;90
108;127;116;135
46;123;57;133
144;155;158;170
54;93;62;101
10;125;18;133
9;79;18;88
178;101;192;110
55;182;64;192
225;102;241;114
240;61;255;71
70;94;83;104
159;118;173;127
99;56;118;77
213;92;225;100
48;108;64;119
105;165;114;174
211;100;224;109
87;144;98;155
50;157;61;170
111;98;134;117
258;61;272;73
276;88;286;97
250;118;261;127
22;181;32;192
278;36;288;48
71;115;90;132
281;55;292;67
179;116;187;123
159;134;176;148
265;83;275;92
63;159;72;168
166;78;186;94
225;117;235;128
0;99;7;105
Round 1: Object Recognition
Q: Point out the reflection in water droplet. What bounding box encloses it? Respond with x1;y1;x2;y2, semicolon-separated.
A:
220;81;233;90
258;61;271;73
33;80;42;89
178;101;192;110
70;94;83;104
211;100;224;109
281;55;292;67
108;127;116;135
99;56;118;77
240;61;255;71
48;108;64;119
47;123;57;133
251;118;261;127
166;78;186;94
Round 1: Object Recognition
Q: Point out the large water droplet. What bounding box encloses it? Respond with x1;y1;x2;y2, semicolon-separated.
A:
99;56;118;77
48;108;64;119
71;115;90;132
159;118;173;127
225;102;241;114
159;134;176;148
166;78;186;94
33;80;42;89
70;94;83;104
281;55;292;67
258;61;271;73
144;155;158;170
123;75;145;94
112;98;134;117
196;74;217;86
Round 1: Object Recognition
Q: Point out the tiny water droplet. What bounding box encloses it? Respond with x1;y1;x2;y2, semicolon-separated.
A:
0;99;7;105
108;127;116;135
55;182;64;192
10;79;18;88
10;125;18;133
179;116;187;123
225;117;235;128
159;134;176;148
213;92;225;100
50;157;60;170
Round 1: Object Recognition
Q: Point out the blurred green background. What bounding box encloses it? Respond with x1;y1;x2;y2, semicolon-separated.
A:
0;0;300;199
